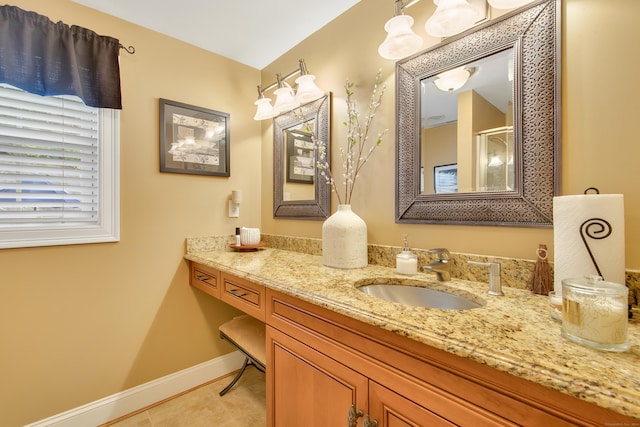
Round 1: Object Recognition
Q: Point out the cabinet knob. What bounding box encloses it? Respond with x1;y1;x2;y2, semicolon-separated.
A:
347;404;363;427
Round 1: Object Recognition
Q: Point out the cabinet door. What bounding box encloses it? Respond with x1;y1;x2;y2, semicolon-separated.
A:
267;325;368;427
369;381;456;427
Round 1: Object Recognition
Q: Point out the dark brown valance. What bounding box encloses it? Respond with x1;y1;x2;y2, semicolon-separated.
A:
0;5;122;109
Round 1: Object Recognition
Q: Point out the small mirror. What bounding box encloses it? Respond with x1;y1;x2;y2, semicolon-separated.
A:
396;0;559;227
274;94;330;219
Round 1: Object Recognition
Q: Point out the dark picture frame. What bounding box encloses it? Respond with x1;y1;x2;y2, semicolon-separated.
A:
434;164;458;194
285;128;315;184
159;98;230;176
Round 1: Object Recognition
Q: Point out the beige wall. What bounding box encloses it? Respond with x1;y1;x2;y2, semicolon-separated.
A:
1;1;260;425
2;0;640;425
261;0;640;267
422;123;457;193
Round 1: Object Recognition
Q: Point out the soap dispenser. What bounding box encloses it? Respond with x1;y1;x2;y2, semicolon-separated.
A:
396;234;418;275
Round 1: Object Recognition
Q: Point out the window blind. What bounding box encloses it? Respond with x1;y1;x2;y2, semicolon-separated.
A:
0;83;100;225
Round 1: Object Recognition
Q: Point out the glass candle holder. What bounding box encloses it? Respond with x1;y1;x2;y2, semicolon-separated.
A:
561;276;630;352
548;291;562;322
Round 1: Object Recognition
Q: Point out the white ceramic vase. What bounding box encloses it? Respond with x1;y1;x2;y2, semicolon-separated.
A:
322;204;368;269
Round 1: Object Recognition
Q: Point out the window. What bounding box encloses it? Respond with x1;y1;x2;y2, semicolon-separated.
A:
0;83;119;249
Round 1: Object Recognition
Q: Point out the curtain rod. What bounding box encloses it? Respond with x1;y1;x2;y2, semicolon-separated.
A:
119;44;135;55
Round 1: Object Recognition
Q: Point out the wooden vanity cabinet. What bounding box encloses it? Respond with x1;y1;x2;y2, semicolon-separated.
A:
266;289;634;427
268;325;368;426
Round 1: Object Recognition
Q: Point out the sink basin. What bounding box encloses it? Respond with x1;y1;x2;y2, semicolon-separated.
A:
358;283;483;310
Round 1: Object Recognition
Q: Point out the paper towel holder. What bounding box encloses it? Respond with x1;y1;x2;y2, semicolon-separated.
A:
579;187;614;280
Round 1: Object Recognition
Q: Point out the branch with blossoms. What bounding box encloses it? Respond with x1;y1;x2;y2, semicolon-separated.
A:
315;70;387;205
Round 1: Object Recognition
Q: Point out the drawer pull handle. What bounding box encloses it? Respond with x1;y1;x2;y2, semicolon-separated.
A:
347;404;363;427
229;289;248;297
363;414;378;427
196;274;213;283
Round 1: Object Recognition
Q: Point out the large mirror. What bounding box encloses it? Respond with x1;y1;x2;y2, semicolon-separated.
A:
274;94;330;219
396;0;559;226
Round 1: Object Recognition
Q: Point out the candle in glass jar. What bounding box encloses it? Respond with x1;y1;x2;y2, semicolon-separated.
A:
562;298;628;344
561;277;630;351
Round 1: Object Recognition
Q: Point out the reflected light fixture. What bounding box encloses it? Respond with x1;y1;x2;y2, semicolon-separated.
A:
252;59;325;121
378;0;423;60
488;154;504;167
488;0;533;8
433;66;473;92
425;0;480;37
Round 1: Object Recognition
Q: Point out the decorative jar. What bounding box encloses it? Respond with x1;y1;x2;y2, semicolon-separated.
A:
561;276;630;352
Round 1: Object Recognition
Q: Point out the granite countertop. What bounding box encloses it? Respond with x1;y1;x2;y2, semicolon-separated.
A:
185;247;640;419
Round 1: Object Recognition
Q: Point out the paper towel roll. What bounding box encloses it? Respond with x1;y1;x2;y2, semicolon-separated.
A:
553;194;625;293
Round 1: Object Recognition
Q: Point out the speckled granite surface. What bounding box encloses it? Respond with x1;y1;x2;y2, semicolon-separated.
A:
185;235;640;419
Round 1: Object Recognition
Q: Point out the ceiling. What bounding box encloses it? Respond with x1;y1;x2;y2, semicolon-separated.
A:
71;0;361;70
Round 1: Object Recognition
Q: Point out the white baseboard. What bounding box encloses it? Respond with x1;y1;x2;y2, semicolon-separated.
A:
25;351;245;427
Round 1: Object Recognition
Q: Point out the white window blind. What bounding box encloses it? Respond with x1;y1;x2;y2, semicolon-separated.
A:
0;83;119;248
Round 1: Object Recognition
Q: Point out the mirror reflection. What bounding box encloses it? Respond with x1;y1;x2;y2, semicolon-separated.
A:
283;124;315;201
420;49;515;195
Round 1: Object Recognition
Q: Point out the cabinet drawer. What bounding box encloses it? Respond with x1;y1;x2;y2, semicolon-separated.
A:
190;263;220;298
221;272;265;321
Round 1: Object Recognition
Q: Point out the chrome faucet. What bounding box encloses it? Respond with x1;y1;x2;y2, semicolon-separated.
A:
423;248;451;281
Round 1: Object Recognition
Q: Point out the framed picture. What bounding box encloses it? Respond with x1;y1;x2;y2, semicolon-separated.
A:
159;98;230;176
434;164;458;194
285;128;315;184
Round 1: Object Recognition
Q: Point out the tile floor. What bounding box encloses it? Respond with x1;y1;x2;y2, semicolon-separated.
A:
102;367;265;427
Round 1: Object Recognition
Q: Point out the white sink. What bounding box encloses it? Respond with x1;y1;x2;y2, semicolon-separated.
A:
358;283;484;310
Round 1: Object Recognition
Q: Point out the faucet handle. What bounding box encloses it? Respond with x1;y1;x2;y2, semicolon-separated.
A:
468;261;503;296
428;248;450;261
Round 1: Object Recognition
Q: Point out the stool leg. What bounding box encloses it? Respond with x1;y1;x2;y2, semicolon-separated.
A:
219;357;251;396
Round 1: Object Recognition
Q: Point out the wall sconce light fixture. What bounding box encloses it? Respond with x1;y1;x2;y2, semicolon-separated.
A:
425;0;482;38
378;0;423;60
228;190;242;218
378;0;489;60
487;0;534;8
253;59;324;120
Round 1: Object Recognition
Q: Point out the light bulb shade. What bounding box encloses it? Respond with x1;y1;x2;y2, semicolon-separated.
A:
273;84;300;113
253;97;276;120
488;0;533;9
425;0;480;37
488;155;504;167
295;74;324;104
434;67;470;92
378;15;423;60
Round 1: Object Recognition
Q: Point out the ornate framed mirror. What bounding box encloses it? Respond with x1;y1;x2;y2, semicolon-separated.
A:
273;94;330;219
396;0;559;227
